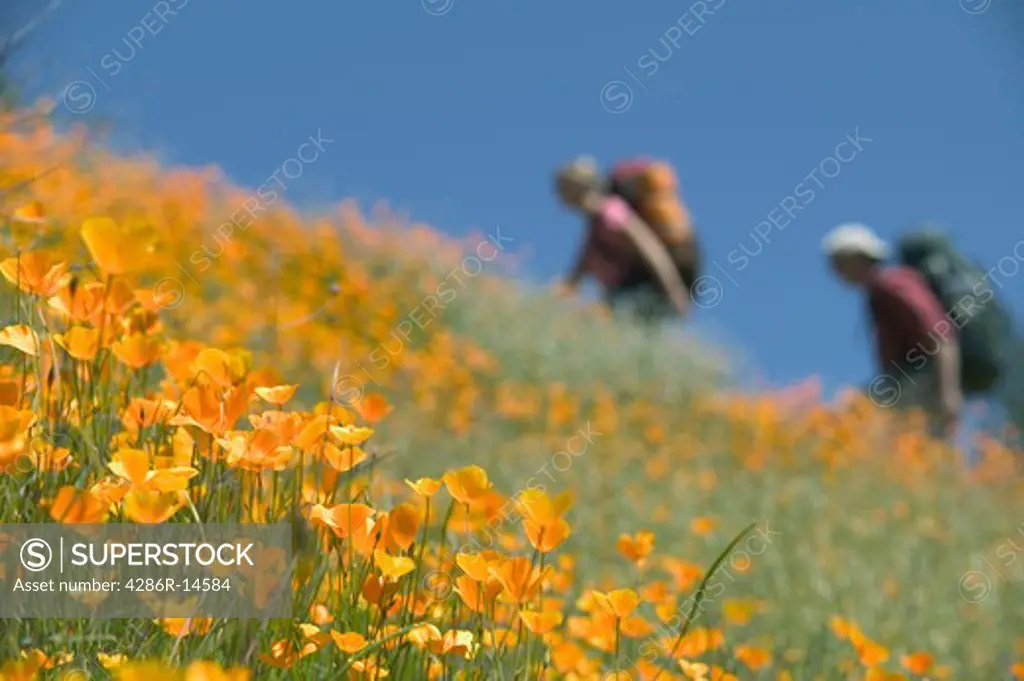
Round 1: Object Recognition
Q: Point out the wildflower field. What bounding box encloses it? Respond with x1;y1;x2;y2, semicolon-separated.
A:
0;102;1023;680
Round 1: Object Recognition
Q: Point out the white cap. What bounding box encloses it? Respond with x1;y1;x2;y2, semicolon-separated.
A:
821;223;888;260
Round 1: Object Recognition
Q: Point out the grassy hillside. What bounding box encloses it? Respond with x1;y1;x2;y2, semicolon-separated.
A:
0;102;1022;680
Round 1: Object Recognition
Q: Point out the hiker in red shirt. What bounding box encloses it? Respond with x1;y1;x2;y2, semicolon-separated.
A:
552;156;700;322
822;223;963;434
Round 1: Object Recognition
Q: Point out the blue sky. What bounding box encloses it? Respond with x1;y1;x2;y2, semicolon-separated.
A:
7;0;1024;398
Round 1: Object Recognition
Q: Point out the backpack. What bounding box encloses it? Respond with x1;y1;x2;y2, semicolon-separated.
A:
897;230;1014;394
606;159;691;246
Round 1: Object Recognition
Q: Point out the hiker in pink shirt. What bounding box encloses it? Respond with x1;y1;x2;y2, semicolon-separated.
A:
551;156;695;321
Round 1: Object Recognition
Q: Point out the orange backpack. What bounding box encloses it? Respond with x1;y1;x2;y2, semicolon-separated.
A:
608;160;691;245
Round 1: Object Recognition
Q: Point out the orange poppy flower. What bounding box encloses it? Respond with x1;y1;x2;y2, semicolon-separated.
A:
455;574;503;613
330;631;367;654
406;623;443;650
258;639;318;669
157;610;209;635
54;326;101;361
254;384;298;405
0;324;40;356
456;550;502;582
297;623;332;649
48;279;106;324
483;628;518;649
25;437;73;473
722;599;760;626
96;653;128;670
360;574;401;609
350;512;389;558
620;615;655;638
591;589;641;619
123;489;189;524
899;651;934;675
172;383;248;436
405;477;442;497
217;430;292;472
104;277;140;316
735;644;773;670
112;333;163;369
430;630;475;659
662;628;725;659
308;503;375;539
0;251;67;296
347;658;389;679
80;216;157;275
48;486;110;523
617;530;655;565
0;657;42;681
443;465;493;505
690;516;717;536
354;392;392;422
857;638;890;667
312;400;355;424
0;377;21;407
308;603;333;625
640;580;670;604
519;609;563;635
192;347;245;389
322;442;368;473
12;200;46;224
90;476;132;506
184;661;251;681
524;515;570;554
678;659;711;680
0;406;34;472
293;415;336;452
517;488;573;526
374;549;415;580
105;661;183;681
329;424;374;447
248;410;303;444
829;615;858;641
161;340;204;384
107;448;198;494
549;640;585;674
18;648;71;670
383;502;419;552
663;557;704;592
489;556;548;605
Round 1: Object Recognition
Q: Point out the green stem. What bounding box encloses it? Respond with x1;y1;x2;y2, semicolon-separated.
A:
649;521;757;681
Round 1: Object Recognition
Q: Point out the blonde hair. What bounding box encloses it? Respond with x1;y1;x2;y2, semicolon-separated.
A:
554;156;600;190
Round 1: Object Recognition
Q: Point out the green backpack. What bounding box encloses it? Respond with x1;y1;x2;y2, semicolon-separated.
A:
897;230;1014;395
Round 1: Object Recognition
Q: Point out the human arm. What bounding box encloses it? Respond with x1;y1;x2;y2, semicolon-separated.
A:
562;247;589;291
555;193;606;297
553;242;591;300
934;342;963;429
